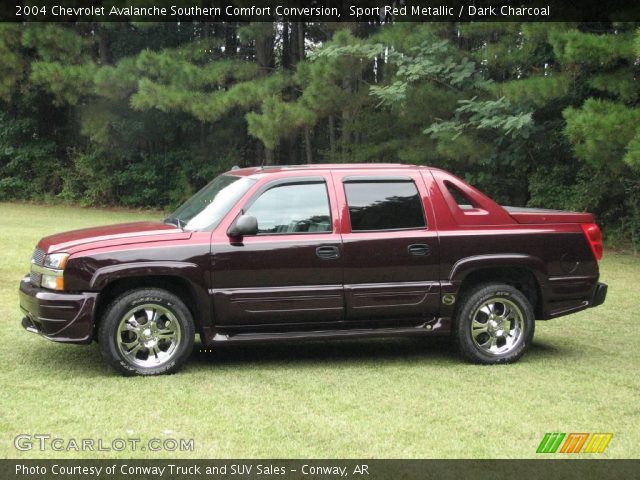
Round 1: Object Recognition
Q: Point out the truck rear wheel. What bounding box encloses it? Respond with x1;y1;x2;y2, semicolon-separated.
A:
455;283;534;364
98;288;195;375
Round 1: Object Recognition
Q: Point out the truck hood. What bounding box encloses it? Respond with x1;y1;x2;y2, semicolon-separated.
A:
37;222;191;253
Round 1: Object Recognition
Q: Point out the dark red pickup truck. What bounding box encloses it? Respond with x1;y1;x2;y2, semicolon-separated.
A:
20;164;607;375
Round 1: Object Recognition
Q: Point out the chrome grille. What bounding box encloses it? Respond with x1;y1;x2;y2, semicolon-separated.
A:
30;248;45;286
29;271;41;286
32;248;45;265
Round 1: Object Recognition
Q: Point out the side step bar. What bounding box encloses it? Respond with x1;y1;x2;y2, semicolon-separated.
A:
211;322;444;343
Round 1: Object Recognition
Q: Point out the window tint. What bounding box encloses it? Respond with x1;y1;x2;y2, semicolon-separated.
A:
169;174;255;231
245;182;331;234
444;181;477;210
344;180;426;231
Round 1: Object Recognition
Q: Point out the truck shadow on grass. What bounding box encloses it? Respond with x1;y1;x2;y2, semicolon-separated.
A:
27;336;570;377
191;337;458;367
188;336;569;368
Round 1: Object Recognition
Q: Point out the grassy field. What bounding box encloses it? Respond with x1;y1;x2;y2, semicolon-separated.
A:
0;202;638;459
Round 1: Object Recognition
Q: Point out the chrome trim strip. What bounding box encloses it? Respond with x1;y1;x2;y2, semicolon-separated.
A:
25;323;40;334
209;284;343;295
30;264;63;277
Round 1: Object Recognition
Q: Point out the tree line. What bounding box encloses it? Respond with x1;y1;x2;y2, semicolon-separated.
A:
0;21;639;248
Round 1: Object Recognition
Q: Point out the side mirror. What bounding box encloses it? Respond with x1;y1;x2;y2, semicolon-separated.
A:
227;214;258;237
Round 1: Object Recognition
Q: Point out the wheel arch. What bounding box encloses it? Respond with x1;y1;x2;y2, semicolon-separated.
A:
450;255;545;318
93;271;208;340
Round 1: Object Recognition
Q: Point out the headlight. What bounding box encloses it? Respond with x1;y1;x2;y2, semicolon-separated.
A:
31;253;69;291
43;253;69;270
41;274;64;291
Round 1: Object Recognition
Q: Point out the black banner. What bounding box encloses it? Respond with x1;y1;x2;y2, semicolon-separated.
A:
2;460;640;480
3;0;640;23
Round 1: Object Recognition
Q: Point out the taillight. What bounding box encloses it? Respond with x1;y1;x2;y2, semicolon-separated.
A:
581;223;603;261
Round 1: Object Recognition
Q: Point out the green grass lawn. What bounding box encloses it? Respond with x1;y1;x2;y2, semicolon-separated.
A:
0;202;638;459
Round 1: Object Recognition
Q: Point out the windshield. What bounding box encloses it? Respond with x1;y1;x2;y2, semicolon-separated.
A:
166;174;255;231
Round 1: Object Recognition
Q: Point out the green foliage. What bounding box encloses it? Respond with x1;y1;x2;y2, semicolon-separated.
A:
0;24;24;101
131;72;291;123
0;112;58;200
320;33;486;108
623;132;640;169
588;70;639;102
293;58;348;116
563;99;640;170
529;163;618;213
244;28;375;160
431;131;493;165
30;61;97;105
247;96;316;150
426;96;533;140
622;179;640;252
460;22;563;80
93;57;140;101
135;47;259;88
491;74;571;107
21;24;91;64
550;30;636;67
370;45;481;106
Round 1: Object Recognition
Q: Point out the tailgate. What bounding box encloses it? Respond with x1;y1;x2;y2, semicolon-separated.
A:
503;206;594;224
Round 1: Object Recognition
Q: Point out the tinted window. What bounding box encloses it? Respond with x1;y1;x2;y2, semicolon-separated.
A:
345;181;426;231
169;174;255;231
245;182;331;234
444;181;477;210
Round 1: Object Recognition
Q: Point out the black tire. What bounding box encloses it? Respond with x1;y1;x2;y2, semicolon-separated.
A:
98;288;195;376
455;283;535;364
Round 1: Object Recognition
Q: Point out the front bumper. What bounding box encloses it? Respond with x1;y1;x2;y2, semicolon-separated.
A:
19;276;98;344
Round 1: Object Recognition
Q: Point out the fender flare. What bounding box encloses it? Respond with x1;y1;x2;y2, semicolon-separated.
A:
448;254;548;286
90;261;212;331
90;261;203;290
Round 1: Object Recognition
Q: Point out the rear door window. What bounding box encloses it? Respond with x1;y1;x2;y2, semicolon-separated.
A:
344;180;426;231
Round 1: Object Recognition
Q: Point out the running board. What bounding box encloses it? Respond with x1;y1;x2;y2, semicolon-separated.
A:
211;322;442;343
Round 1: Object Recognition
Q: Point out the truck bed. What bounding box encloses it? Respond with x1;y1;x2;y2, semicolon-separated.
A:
503;206;595;224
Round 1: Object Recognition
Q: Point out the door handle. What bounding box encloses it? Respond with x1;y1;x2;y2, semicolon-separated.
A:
316;246;340;260
408;244;431;256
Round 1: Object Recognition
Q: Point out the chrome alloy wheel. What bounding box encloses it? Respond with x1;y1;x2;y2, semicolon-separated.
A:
470;298;524;355
116;304;182;368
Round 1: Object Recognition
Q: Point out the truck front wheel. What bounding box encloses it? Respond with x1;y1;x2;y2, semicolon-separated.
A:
98;288;195;375
455;283;535;364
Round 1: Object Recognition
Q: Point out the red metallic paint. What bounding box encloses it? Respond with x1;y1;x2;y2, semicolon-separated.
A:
38;221;188;254
19;164;606;346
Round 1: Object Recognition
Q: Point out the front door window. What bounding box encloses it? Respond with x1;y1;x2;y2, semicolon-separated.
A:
245;182;332;234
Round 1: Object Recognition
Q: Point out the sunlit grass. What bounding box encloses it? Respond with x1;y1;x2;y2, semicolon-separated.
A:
0;202;638;459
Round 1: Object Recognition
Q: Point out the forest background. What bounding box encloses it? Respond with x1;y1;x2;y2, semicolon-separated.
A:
1;21;639;248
